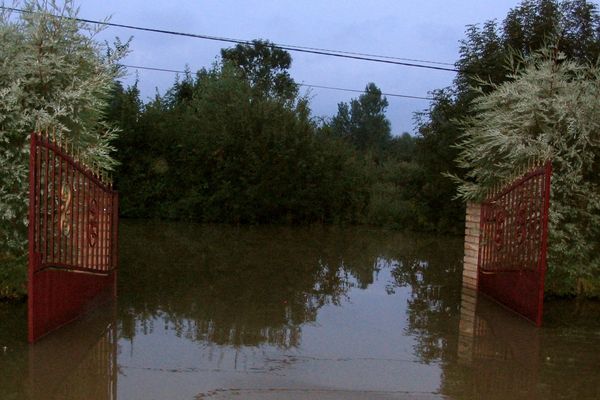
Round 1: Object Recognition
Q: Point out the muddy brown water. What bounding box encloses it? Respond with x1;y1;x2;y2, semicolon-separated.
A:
1;220;599;399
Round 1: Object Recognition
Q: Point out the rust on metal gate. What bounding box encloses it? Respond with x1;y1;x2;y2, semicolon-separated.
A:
28;132;119;343
478;162;552;326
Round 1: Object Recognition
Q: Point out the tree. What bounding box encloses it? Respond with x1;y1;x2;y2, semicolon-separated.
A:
503;0;600;61
111;54;370;224
0;0;127;299
456;0;600;93
412;89;468;233
414;0;600;234
220;39;298;101
386;132;417;163
331;83;391;153
454;48;600;297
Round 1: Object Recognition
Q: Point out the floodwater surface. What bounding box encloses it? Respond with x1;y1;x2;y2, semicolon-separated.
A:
1;221;599;399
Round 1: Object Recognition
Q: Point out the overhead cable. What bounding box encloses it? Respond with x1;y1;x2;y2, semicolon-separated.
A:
1;5;458;72
120;63;434;100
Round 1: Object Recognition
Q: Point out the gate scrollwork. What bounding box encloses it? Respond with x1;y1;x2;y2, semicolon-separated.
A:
477;162;552;326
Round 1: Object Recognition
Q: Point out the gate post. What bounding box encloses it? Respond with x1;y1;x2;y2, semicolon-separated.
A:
462;202;481;290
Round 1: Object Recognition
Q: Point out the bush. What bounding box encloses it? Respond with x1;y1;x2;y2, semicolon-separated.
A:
114;64;370;224
0;0;125;299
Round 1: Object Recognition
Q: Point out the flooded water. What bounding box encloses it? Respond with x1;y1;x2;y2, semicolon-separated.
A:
1;220;599;399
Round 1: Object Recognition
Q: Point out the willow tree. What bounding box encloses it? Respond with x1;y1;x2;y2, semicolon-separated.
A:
0;0;127;298
454;48;600;297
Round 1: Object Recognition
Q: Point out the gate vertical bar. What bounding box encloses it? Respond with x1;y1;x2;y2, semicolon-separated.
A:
84;174;89;269
536;162;552;326
49;146;55;263
43;136;49;265
28;133;38;343
112;192;119;294
70;164;75;266
58;153;63;264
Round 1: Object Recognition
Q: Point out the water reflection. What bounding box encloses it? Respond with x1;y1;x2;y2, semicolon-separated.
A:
446;288;600;400
389;249;462;363
118;221;463;351
452;288;540;399
0;301;117;400
115;222;462;398
1;221;599;399
29;302;117;399
0;301;28;400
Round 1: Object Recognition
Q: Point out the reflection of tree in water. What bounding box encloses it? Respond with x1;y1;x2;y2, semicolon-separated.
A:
0;302;28;400
119;222;368;348
118;221;463;352
386;237;464;363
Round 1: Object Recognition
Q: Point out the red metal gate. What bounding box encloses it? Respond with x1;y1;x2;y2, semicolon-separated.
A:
28;132;118;343
478;162;552;326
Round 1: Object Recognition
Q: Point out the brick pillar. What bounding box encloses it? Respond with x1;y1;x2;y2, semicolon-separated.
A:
462;202;480;289
457;285;477;364
458;202;481;365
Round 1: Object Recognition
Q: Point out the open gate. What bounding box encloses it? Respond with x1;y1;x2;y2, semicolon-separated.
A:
28;132;118;343
478;162;552;326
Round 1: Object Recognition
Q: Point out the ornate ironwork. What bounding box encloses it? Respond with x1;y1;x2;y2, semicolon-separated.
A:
28;132;119;343
88;199;99;247
59;182;73;237
477;162;552;326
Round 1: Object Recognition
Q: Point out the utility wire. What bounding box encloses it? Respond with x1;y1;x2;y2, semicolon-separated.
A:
299;83;433;100
122;64;184;74
1;5;458;72
120;63;435;100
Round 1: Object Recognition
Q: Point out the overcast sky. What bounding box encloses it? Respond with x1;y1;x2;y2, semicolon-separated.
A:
80;1;524;134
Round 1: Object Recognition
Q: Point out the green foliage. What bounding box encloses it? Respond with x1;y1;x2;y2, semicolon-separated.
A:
111;61;456;233
331;83;391;153
457;0;600;93
503;0;600;61
113;56;370;224
110;0;600;250
0;254;26;299
364;158;424;230
413;90;467;234
415;0;600;236
323;77;461;233
220;39;298;101
0;0;126;298
325;84;443;231
454;48;600;297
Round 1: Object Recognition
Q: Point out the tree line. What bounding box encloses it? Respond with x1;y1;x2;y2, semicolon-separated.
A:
107;43;465;233
2;0;600;299
105;0;600;297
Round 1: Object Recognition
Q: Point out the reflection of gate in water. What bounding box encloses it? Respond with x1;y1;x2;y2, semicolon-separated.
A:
458;288;540;400
478;162;551;326
28;132;118;342
29;303;117;399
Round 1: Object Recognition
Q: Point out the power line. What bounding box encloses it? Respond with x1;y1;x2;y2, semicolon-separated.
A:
120;63;435;100
1;5;458;72
299;83;433;100
122;64;184;74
